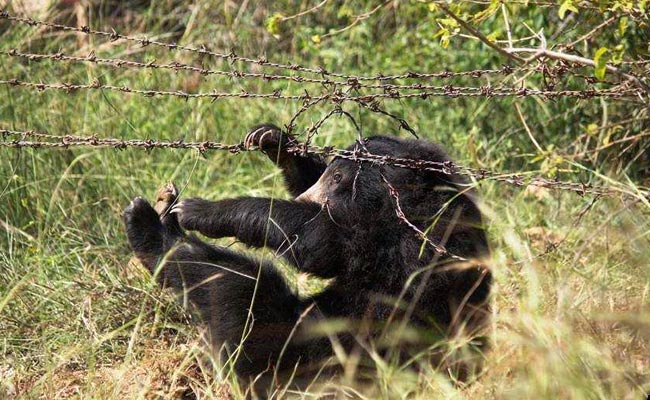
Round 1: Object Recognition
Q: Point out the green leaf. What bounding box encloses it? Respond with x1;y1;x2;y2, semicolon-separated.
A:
433;28;451;49
336;6;354;19
586;123;599;136
611;44;625;64
558;0;578;20
486;31;499;42
594;47;610;80
440;35;450;49
472;0;500;22
618;17;628;36
264;13;284;36
437;18;459;28
432;27;448;39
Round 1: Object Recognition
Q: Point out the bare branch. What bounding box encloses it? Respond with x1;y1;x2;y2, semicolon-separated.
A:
436;3;525;63
278;0;330;22
506;47;650;93
320;0;392;40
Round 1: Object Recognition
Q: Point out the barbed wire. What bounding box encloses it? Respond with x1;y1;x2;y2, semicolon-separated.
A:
0;49;522;86
2;9;647;261
2;129;647;202
2;54;636;92
1;11;647;198
1;10;636;84
0;10;449;82
0;129;242;152
3;49;630;97
0;79;642;102
0;49;341;85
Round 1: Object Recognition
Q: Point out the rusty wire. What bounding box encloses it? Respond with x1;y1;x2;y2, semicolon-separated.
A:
2;12;645;103
0;49;521;86
0;78;642;102
2;129;647;202
0;129;243;152
380;172;456;258
1;10;468;81
1;11;648;204
2;49;625;91
0;10;622;84
2;49;631;96
2;9;648;264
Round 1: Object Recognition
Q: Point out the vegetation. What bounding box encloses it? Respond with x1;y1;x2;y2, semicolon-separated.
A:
1;0;649;398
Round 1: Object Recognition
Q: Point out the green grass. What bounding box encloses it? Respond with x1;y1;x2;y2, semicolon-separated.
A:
1;1;649;399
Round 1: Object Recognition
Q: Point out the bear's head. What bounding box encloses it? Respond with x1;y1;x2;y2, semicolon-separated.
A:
296;136;467;225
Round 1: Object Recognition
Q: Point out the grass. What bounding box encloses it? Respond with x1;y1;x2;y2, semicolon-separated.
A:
1;1;649;399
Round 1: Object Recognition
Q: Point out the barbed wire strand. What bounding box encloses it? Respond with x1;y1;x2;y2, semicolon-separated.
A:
1;10;637;84
3;49;627;92
0;11;455;82
1;8;647;259
0;49;523;87
2;129;647;202
0;79;642;102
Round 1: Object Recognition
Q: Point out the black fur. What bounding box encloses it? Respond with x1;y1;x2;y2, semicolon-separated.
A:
123;125;492;394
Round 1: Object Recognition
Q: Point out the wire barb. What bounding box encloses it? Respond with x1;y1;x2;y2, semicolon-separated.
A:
1;128;647;202
0;79;641;101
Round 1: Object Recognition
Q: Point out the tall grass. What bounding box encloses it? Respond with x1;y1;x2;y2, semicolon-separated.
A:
1;1;648;398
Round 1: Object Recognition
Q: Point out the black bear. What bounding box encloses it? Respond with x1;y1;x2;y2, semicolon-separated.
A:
123;124;491;394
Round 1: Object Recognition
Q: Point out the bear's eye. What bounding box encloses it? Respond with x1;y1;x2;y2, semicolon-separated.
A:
333;172;342;183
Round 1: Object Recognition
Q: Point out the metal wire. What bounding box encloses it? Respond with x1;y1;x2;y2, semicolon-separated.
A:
2;129;647;202
0;10;625;84
0;49;520;86
0;79;641;102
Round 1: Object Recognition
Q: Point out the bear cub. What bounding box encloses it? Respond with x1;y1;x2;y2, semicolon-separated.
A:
123;124;492;392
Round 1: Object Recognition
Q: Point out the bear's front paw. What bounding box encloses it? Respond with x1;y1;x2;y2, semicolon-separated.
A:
170;197;213;233
243;124;296;154
154;182;178;215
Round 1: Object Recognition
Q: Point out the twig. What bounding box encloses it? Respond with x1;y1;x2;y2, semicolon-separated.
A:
279;0;330;21
573;130;650;157
502;4;513;50
321;0;392;40
560;16;618;50
436;2;525;63
506;47;650;93
514;103;543;153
